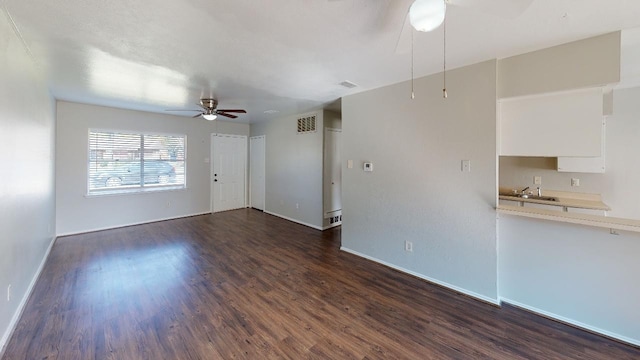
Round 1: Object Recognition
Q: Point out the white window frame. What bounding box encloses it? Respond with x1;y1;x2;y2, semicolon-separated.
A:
87;129;187;196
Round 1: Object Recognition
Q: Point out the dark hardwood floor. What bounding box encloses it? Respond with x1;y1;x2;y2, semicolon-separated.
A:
2;209;639;359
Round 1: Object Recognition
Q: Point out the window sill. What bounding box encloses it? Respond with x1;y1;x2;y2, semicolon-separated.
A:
86;186;187;198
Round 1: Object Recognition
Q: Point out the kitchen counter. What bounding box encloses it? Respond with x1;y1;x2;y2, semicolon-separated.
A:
496;187;640;232
498;188;610;211
497;204;640;233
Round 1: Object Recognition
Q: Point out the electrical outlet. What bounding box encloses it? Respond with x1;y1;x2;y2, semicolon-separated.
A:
7;284;11;302
534;176;542;185
571;178;580;187
405;241;413;252
461;160;471;172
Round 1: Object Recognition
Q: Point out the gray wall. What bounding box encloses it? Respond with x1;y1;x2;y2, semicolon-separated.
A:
251;112;325;229
499;215;640;344
56;101;249;235
0;7;57;351
341;60;499;303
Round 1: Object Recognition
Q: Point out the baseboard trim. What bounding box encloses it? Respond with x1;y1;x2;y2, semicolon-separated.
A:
264;211;323;231
323;222;342;230
0;235;56;355
56;212;212;237
340;247;500;306
500;297;640;348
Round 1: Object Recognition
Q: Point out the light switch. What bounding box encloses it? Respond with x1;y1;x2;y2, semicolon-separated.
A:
461;160;471;172
571;178;580;187
534;176;542;185
347;160;353;169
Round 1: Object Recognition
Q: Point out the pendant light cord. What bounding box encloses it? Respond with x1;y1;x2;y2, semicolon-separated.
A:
443;10;448;99
411;28;415;99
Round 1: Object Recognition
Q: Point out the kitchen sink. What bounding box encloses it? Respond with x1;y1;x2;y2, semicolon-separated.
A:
510;194;558;202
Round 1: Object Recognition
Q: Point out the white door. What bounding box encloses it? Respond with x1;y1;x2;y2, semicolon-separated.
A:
249;136;266;211
211;134;247;213
324;128;342;215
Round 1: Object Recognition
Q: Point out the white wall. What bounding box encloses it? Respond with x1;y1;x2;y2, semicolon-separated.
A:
499;215;640;345
0;7;56;352
250;112;325;229
56;101;249;235
341;60;499;303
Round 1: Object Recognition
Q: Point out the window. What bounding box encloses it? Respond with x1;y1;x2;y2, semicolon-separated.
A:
88;130;186;195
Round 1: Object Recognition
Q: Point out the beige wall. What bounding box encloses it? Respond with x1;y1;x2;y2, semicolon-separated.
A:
498;31;621;98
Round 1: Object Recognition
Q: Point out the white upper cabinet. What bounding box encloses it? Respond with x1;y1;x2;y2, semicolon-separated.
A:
498;88;604;157
557;118;606;173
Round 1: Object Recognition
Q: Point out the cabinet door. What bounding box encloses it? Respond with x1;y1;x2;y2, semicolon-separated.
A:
557;118;606;173
499;88;603;157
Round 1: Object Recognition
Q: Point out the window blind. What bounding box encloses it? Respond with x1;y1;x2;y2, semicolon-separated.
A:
88;131;186;194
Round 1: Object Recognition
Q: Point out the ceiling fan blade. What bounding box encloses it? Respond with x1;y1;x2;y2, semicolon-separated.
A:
217;112;238;119
165;109;201;112
217;109;247;113
192;113;203;118
451;0;534;19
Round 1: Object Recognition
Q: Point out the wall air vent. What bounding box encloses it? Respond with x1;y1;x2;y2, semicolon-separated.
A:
297;115;317;134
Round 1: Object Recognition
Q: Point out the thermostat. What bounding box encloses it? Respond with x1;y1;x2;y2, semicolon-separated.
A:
364;162;373;172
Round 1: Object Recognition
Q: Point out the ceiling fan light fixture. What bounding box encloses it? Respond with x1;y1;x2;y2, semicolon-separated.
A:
203;113;217;121
410;0;446;32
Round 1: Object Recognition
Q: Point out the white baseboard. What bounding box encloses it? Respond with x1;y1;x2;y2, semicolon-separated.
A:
323;222;342;230
56;212;212;237
500;297;640;347
340;247;500;306
264;211;323;231
0;235;56;355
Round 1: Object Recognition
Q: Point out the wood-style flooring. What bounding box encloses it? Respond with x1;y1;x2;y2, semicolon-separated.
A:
2;209;639;359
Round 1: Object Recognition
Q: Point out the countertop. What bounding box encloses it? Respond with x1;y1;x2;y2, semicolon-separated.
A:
497;204;640;233
497;187;640;233
498;195;611;211
498;188;610;211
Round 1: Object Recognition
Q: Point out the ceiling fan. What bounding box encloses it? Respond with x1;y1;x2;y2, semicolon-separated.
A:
166;99;247;120
408;0;534;32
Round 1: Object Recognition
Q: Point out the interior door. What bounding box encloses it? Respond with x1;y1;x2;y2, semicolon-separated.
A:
249;136;265;211
324;128;342;215
211;134;247;213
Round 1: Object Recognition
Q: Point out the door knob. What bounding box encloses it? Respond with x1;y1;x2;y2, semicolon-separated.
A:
214;179;218;182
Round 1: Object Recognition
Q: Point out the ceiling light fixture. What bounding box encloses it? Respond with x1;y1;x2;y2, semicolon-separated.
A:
409;0;446;32
203;113;217;121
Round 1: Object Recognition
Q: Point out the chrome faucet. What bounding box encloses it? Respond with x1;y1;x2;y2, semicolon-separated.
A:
537;187;542;197
520;186;530;195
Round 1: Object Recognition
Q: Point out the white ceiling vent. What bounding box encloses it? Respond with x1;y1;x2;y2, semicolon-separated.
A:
339;80;358;89
297;115;317;134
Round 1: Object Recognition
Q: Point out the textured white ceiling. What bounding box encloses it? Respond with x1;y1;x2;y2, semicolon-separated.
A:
3;0;640;123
